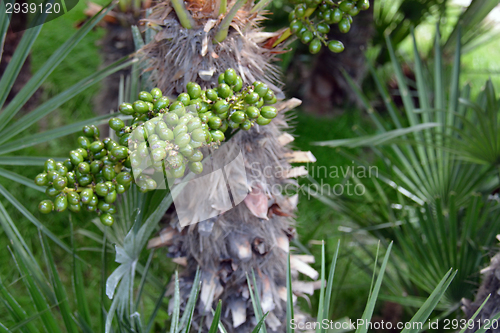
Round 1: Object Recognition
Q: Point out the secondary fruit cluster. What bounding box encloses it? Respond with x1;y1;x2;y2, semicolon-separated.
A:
288;0;369;54
36;125;132;226
35;68;279;226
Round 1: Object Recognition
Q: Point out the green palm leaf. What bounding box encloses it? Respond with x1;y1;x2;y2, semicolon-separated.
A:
0;56;135;145
0;1;117;130
0;114;129;155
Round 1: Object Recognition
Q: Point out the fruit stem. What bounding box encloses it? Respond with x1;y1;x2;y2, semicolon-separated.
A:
273;29;292;47
273;7;316;47
250;0;272;13
304;7;317;17
230;85;253;108
171;0;195;29
213;0;247;43
303;17;327;45
133;0;141;12
118;0;128;13
218;0;227;15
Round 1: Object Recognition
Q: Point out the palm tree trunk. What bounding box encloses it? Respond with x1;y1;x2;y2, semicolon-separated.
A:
463;252;500;333
150;101;316;331
143;2;318;331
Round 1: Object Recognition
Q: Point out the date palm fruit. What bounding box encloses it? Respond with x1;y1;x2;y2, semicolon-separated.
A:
292;1;372;113
120;74;279;182
35;123;132;226
38;200;54;214
309;38;322;54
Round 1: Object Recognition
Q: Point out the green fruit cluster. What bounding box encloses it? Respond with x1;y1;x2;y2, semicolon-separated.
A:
35;68;279;226
35;125;132;226
288;0;369;54
115;68;278;188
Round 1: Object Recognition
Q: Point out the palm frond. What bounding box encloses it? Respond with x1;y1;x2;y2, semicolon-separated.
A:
312;23;500;313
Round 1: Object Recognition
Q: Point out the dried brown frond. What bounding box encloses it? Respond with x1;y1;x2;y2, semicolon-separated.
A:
185;0;218;15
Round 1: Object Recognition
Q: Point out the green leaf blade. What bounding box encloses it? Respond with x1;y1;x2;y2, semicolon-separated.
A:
0;1;117;131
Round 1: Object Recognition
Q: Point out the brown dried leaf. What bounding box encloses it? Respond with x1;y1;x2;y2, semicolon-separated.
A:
275;98;302;113
172;257;188;266
268;203;292;218
218;259;234;284
228;234;252;261
199;270;223;313
266;311;282;331
260;274;275;313
244;187;268;220
284;151;317;163
261;27;288;49
277;234;289;253
293;255;315;264
284;166;308;178
290;255;319;280
83;2;118;23
278;132;294;146
229;299;247;328
147;227;178;249
292;281;322;296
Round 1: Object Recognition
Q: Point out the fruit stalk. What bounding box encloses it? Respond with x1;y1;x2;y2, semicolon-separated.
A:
218;0;227;15
213;0;247;43
170;0;195;29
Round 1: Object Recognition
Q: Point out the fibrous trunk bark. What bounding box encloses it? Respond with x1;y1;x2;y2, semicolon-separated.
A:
463;251;500;333
149;100;317;331
142;1;318;331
